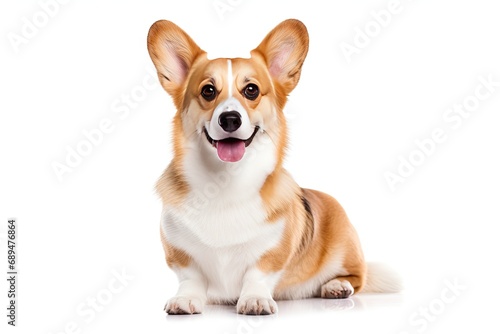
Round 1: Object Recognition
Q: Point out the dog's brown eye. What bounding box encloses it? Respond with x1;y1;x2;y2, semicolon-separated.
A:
243;84;259;101
201;85;217;101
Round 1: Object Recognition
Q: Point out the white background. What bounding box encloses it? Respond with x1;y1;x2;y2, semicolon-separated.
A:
1;0;500;333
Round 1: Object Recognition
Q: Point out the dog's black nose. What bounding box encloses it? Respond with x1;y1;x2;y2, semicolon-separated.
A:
218;111;242;133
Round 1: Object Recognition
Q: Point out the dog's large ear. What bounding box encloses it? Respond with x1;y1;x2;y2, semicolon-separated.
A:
252;19;309;95
147;20;204;97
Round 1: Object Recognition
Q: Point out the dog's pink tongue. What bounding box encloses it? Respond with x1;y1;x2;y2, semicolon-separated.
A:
216;139;245;162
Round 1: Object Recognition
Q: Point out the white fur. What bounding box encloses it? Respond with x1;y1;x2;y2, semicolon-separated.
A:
362;262;403;293
227;59;233;96
321;279;354;298
165;265;207;314
162;209;285;302
237;267;282;314
184;126;276;201
206;97;254;141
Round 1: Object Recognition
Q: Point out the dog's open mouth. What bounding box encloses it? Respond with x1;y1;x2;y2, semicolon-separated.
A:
204;126;260;162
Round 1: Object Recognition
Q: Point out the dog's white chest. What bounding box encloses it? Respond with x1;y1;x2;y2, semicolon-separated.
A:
170;193;281;244
162;195;284;300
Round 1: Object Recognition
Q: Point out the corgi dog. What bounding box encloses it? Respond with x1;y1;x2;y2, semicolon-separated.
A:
147;19;401;315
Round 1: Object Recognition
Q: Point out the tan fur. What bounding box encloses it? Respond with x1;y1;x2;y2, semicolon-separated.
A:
258;168;366;295
274;189;366;294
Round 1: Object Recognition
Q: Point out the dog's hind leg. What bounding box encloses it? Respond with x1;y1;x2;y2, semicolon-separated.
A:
320;274;364;299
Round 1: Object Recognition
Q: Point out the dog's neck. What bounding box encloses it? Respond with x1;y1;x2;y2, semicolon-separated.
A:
180;132;277;203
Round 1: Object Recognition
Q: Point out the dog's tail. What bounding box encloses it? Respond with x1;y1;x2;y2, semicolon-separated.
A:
362;262;403;293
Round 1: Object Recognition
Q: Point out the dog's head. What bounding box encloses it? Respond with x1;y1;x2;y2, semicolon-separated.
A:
147;19;308;171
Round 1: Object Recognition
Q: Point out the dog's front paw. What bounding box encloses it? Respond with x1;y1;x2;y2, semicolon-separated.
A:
321;279;354;299
237;296;278;315
165;296;204;315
